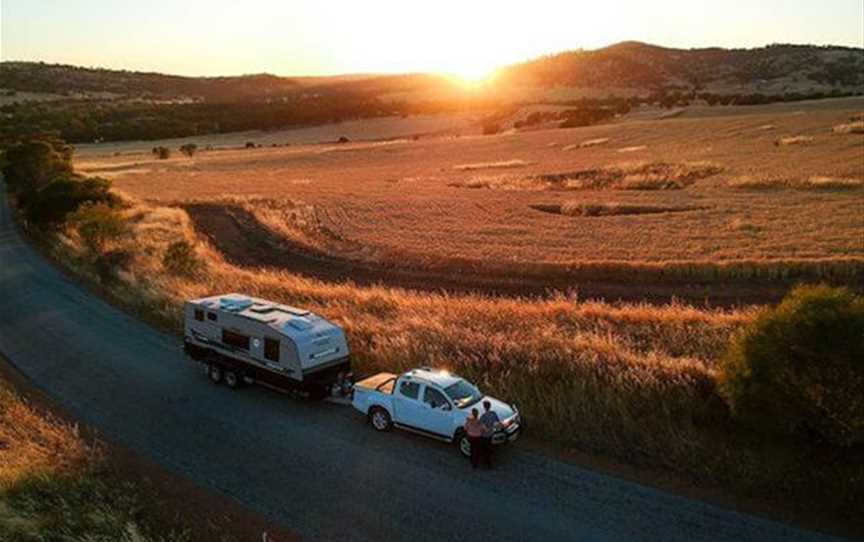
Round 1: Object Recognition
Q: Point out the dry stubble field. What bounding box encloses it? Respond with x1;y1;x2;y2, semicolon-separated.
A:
58;98;864;530
78;98;864;302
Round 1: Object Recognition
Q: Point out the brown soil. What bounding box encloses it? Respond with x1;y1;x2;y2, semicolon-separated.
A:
184;203;795;307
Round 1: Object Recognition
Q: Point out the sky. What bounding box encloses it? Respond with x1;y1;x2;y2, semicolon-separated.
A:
2;0;863;78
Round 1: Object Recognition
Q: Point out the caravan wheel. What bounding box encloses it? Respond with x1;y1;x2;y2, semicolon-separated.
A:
224;370;240;389
208;364;223;384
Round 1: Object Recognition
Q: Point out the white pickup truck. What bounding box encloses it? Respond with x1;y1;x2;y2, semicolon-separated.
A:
352;368;521;456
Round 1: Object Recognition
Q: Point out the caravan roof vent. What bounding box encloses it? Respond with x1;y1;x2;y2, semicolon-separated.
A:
284;316;313;332
220;296;253;312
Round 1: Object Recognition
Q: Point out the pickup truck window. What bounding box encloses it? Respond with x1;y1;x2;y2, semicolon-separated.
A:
423;387;449;409
444;379;483;408
399;380;420;399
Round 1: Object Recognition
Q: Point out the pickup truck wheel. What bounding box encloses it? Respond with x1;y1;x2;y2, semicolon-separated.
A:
224;370;240;389
208;364;223;384
456;432;472;458
369;407;392;432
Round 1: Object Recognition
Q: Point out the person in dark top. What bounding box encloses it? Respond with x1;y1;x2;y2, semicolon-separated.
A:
479;400;501;468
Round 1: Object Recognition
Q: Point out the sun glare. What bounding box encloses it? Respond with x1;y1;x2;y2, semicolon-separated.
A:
444;63;499;89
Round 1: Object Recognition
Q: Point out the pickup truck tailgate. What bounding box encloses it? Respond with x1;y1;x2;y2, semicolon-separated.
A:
352;373;396;415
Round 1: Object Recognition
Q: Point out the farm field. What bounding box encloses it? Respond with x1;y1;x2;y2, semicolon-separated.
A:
23;99;863;534
74;113;477;156
79;98;864;302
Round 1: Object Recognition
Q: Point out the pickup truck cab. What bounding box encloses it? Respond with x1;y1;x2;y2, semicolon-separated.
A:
352;368;521;456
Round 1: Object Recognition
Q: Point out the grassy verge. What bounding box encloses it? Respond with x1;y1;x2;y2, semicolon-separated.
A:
23;196;864;536
0;359;300;542
0;369;186;541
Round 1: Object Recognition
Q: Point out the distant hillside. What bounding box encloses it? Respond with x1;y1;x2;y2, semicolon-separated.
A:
2;42;863;145
497;42;864;94
2;42;862;103
0;62;301;102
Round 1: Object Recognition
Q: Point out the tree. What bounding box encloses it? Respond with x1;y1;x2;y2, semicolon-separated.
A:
719;285;864;446
179;143;198;157
152;146;171;160
70;203;128;254
24;176;118;228
2;136;74;195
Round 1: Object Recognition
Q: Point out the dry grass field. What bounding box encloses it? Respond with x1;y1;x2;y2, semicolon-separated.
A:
76;97;864;301
75;113;477;157
0;377;167;541
53;98;864;526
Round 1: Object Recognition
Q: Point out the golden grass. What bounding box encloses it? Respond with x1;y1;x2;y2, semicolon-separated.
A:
53;99;864;524
0;380;180;541
532;202;706;217
0;385;92;485
453;159;534;171
54;197;751;439
564;138;611;150
832;120;864;134
96;98;864;274
776;135;815;146
728;175;864;190
452;162;723;192
39;200;864;523
617;145;648;153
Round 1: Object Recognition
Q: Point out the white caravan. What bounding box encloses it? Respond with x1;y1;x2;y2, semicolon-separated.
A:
183;293;350;395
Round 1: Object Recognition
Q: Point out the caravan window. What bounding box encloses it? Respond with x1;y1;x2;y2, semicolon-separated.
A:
194;309;204;322
222;329;250;350
207;312;218;322
264;338;280;362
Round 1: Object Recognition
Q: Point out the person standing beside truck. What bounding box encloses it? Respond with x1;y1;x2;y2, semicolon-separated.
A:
479;400;501;468
464;408;485;468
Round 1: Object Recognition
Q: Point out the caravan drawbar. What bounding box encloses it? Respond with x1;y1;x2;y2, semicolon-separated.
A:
183;293;351;394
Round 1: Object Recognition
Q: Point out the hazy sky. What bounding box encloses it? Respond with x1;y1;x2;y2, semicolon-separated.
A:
2;0;862;77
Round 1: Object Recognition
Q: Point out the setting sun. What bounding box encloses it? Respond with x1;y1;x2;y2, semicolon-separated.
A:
444;65;499;88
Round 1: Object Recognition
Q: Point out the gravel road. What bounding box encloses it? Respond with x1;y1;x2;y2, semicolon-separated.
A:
0;187;848;542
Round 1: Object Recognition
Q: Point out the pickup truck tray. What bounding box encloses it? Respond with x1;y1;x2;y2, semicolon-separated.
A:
354;372;396;393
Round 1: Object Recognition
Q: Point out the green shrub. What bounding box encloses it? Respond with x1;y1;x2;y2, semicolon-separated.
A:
94;249;134;283
162;240;202;277
179;143;197;157
71;203;128;254
2;136;74;195
152;146;171;160
719;285;864;446
23;177;118;227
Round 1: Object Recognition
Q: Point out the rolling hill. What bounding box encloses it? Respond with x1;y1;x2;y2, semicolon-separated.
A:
3;42;863;103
